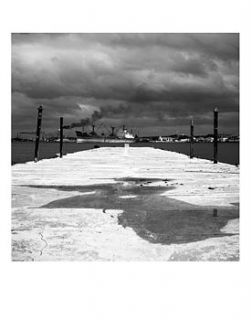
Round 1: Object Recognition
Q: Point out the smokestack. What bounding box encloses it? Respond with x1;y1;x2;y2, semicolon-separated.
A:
111;126;115;136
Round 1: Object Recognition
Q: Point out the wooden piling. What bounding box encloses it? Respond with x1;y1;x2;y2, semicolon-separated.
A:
213;108;218;164
60;117;63;158
190;118;194;159
34;106;43;162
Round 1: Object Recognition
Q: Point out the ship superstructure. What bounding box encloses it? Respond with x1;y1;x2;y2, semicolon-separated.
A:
75;124;135;143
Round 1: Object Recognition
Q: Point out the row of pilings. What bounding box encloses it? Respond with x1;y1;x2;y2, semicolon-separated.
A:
33;106;219;164
189;108;218;163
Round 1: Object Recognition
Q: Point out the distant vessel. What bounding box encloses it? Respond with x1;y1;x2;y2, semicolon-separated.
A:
75;125;135;143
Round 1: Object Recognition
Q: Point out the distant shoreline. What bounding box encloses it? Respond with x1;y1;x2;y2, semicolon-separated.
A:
11;141;239;166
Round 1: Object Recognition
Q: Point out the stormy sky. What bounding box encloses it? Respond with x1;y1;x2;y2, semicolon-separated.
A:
12;33;239;137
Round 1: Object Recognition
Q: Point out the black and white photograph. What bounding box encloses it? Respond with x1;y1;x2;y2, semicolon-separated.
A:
11;33;239;261
1;1;250;319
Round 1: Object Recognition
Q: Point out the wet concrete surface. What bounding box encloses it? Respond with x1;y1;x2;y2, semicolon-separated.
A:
23;177;239;245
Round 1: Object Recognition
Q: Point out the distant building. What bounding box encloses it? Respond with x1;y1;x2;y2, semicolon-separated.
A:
158;136;175;142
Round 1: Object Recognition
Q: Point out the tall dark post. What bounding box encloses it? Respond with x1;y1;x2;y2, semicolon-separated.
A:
60;117;63;158
190;118;194;159
213;108;218;164
34;106;43;162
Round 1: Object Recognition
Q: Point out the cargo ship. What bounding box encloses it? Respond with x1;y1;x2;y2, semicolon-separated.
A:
75;125;135;143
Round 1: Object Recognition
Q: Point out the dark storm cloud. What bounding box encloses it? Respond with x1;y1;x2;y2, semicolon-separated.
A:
12;33;239;135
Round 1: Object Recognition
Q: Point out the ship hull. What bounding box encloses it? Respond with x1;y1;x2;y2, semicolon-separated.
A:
76;138;134;144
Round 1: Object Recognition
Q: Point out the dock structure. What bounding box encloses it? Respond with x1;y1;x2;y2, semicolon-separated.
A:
12;147;239;261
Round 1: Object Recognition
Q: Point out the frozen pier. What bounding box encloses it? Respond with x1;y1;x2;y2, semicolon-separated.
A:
12;147;239;261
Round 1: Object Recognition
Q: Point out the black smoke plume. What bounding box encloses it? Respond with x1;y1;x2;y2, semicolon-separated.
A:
63;110;103;129
63;104;130;130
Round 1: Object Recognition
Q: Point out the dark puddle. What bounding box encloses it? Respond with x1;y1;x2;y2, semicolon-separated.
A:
23;177;239;245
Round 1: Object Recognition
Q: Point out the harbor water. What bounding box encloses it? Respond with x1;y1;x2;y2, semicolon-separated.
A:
12;141;239;166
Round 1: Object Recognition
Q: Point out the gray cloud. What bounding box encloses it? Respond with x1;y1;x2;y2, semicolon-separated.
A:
11;33;239;136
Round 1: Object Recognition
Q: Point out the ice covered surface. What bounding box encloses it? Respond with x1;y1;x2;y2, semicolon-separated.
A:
12;147;239;261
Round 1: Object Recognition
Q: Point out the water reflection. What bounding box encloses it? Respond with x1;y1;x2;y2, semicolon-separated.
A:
25;178;239;245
